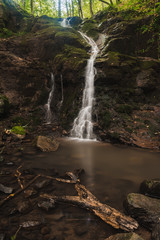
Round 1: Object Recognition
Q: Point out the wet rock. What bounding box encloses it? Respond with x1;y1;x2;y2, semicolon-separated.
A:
52;211;64;221
152;223;160;240
74;225;88;236
140;179;160;198
35;179;51;189
24;188;37;198
5;161;14;166
36;136;59;152
17;201;30;213
105;232;144;240
41;226;50;235
38;200;55;211
0;183;13;194
21;221;41;228
124;193;160;230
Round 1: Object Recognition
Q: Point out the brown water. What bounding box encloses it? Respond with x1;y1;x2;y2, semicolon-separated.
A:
24;138;160;210
22;138;160;239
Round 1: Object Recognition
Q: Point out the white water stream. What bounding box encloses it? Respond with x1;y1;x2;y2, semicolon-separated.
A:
45;73;55;124
71;32;99;140
61;19;99;139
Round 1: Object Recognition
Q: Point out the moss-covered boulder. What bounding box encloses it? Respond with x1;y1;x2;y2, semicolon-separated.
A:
124;193;160;230
140;179;160;198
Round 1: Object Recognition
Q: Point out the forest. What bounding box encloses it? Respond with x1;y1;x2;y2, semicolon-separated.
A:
13;0;160;19
0;0;160;239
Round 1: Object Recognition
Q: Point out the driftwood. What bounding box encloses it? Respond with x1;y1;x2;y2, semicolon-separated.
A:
41;172;139;232
0;172;75;207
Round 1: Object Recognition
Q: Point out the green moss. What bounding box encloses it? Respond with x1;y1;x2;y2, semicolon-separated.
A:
101;110;112;129
11;126;26;135
81;20;99;40
117;104;133;114
0;28;13;38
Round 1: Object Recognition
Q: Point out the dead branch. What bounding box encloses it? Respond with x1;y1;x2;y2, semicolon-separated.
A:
15;166;24;189
41;177;139;232
0;175;40;207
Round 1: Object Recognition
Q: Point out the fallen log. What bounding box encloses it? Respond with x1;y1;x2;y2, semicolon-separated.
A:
41;173;138;232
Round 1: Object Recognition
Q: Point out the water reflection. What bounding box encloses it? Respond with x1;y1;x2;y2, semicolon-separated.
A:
24;138;160;209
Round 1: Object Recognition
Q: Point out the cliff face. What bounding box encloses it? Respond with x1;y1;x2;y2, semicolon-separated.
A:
0;0;160;150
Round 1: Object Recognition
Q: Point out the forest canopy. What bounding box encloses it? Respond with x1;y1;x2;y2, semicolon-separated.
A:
13;0;160;19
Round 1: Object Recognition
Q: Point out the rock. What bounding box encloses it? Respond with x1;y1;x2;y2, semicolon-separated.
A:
52;211;64;221
105;232;144;240
35;179;51;189
38;200;55;211
152;223;160;240
24;188;37;198
0;183;13;194
140;179;160;198
17;201;30;213
21;221;41;228
41;226;50;235
124;193;160;230
74;225;88;236
36;136;59;152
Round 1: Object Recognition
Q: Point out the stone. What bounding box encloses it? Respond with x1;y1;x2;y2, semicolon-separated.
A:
74;225;88;236
38;200;55;211
24;188;37;198
124;193;160;230
0;234;5;240
152;223;160;240
105;232;144;240
41;226;50;235
0;183;13;194
17;201;30;213
35;179;51;189
36;136;59;152
140;179;160;198
21;221;41;228
0;95;10;118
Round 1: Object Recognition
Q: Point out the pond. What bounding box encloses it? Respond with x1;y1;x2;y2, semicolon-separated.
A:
23;138;160;239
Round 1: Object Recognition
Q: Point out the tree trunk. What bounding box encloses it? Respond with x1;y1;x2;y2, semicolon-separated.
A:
110;0;113;4
78;0;83;18
99;0;110;6
65;0;69;17
30;0;33;14
23;0;25;9
58;0;61;18
71;0;74;16
90;0;93;17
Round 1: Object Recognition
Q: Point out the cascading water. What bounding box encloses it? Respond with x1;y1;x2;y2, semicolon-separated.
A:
58;74;64;109
61;18;71;28
45;73;55;124
71;32;99;140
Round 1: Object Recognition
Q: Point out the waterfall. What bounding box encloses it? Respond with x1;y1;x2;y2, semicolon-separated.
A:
61;18;71;28
71;32;99;140
45;73;55;124
58;74;64;109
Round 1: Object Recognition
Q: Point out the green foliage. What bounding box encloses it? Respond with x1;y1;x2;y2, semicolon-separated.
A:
117;104;133;114
11;126;26;135
0;28;13;38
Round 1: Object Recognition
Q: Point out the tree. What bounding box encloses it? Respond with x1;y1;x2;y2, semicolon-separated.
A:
30;0;33;14
90;0;93;17
77;0;83;18
58;0;61;18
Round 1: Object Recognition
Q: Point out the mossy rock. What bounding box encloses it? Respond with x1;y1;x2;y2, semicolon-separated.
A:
0;94;10;117
81;19;99;41
11;126;26;135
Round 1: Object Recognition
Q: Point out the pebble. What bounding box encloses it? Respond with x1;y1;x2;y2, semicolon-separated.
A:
38;200;55;211
0;183;13;194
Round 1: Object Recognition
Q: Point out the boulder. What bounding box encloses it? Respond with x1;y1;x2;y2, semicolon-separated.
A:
36;136;59;152
152;223;160;240
140;179;160;198
105;232;144;240
124;193;160;230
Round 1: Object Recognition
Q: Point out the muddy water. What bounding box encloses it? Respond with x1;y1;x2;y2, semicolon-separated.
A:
23;139;160;239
